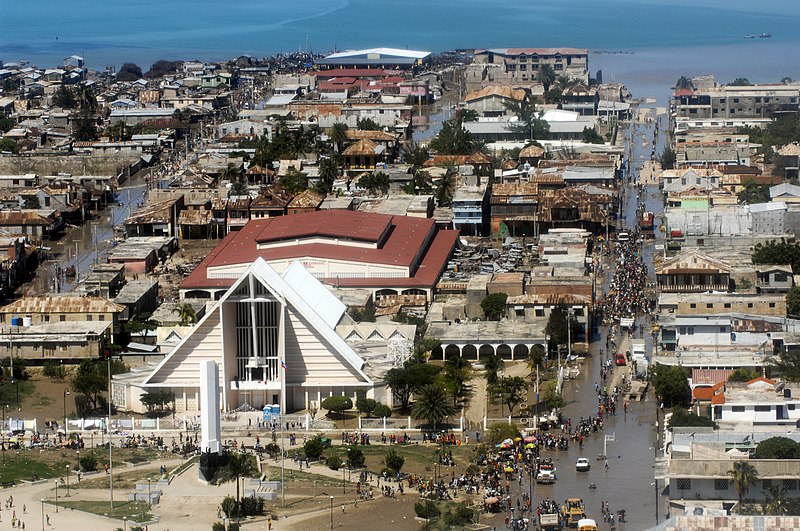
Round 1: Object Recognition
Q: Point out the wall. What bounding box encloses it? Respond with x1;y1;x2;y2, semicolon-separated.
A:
0;154;141;177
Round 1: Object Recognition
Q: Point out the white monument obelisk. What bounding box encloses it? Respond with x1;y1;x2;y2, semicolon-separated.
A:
200;360;221;455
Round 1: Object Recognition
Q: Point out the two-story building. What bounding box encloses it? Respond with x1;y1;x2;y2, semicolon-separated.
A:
656;249;732;293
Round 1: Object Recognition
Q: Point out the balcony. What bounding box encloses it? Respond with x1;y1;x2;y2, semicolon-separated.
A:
230;379;281;391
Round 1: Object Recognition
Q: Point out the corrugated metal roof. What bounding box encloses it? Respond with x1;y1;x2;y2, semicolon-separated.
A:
0;296;124;314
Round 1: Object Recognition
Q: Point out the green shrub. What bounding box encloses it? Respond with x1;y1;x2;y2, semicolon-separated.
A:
327;456;342;470
414;500;440;519
78;453;97;472
443;503;474;526
371;404;392;418
755;436;799;459
346;445;365;469
321;395;352;418
384;448;405;474
211;523;225;531
220;496;237;518
227;523;240;531
239;495;263;516
304;435;324;460
263;443;280;457
42;361;67;380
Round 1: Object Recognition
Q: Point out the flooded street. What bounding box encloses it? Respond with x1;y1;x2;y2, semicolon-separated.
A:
21;173;148;296
534;110;665;529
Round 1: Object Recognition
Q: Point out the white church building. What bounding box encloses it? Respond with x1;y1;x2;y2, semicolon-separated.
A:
128;258;385;414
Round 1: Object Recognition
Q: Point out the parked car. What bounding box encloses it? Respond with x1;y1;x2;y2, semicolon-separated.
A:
576;457;591;472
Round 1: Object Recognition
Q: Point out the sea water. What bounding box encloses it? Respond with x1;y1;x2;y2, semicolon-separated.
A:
2;0;800;100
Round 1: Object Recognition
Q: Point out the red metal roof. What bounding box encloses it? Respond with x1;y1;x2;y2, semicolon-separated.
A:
181;211;458;291
253;209;392;244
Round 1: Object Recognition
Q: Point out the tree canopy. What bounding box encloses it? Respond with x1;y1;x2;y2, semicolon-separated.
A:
428;118;476;155
674;76;695;90
279;167;308;195
667;407;717;429
117;63;144;81
439;356;472;406
490;375;528;415
504;100;550;141
582;126;605;144
789;286;800;316
480;293;508;321
728;460;759;502
752;238;800;273
384;362;441;412
658;146;676;170
729;78;752;86
411;384;456;429
652;365;691;407
358;171;390;195
769;348;800;381
545;305;581;351
755;436;800;459
321;395;352;419
737;179;770;204
71;359;108;411
145;60;182;79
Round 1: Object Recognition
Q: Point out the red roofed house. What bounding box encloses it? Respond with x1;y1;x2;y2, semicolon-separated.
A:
179;209;459;303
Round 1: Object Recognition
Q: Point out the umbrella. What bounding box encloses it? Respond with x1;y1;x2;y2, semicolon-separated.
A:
523;436;536;443
513;437;522;442
525;443;537;449
504;466;515;473
485;497;499;504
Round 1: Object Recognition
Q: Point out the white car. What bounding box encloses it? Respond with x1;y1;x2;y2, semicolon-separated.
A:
576;458;591;472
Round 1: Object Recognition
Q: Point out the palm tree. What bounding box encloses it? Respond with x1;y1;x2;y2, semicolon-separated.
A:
728;460;759;504
218;452;259;519
317;156;339;193
442;356;472;406
674;76;694;91
172;303;197;326
75;84;98;111
329;122;349;153
483;353;505;386
228;180;247;197
556;74;575;91
434;169;456;207
402;141;430;168
762;484;788;515
411;384;456;430
537;64;556;95
527;344;546;373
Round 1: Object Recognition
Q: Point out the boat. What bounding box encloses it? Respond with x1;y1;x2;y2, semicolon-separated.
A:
759;33;772;38
743;34;755;39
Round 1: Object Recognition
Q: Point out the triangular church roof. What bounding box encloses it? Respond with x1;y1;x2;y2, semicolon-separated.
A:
143;258;371;387
656;249;730;276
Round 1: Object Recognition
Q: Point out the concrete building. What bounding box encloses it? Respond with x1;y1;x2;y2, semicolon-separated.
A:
0;295;124;342
656;249;732;292
673;83;800;120
427;319;547;361
452;183;489;236
472;48;589;85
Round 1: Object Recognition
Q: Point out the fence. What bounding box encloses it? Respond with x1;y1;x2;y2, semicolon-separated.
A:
16;413;471;436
